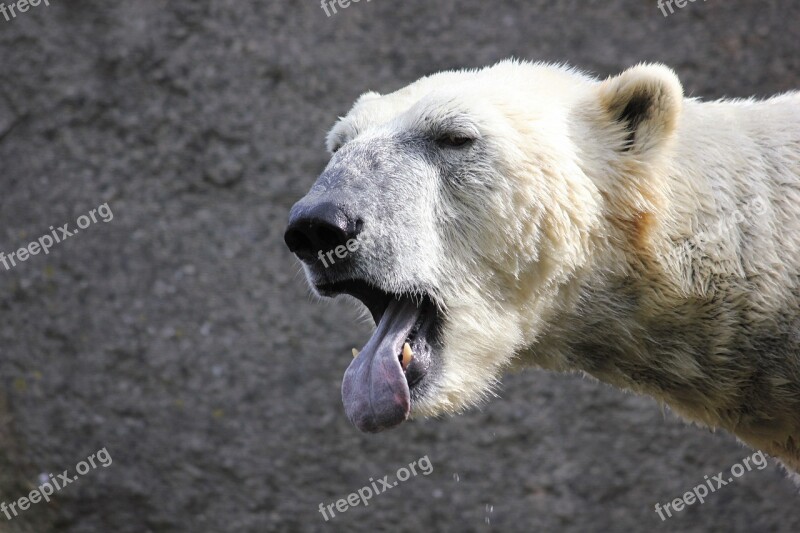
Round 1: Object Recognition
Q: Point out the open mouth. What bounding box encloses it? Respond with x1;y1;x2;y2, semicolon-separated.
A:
316;279;441;433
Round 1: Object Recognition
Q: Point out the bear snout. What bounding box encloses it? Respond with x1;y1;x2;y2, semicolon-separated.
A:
284;200;363;265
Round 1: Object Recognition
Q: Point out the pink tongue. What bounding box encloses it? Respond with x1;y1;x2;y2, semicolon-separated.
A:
341;298;419;433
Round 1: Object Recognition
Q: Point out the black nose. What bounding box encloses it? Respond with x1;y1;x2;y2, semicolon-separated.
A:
284;202;360;263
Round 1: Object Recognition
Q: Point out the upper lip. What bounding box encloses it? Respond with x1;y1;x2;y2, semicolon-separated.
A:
315;278;399;324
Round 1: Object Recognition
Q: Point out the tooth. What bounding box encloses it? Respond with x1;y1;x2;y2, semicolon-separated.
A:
352;348;359;358
402;342;414;369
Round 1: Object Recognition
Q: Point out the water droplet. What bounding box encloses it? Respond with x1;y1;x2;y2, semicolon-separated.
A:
453;473;460;482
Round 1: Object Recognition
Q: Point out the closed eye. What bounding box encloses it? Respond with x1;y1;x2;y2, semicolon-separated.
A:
435;134;474;149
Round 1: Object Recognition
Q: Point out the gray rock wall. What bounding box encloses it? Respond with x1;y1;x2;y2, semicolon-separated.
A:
0;1;798;531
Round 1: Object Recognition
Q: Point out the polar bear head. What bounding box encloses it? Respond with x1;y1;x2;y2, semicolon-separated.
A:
284;60;683;432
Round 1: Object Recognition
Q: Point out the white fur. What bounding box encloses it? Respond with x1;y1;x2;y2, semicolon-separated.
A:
327;60;800;472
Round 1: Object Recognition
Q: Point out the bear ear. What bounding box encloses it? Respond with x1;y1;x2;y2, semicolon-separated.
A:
596;64;683;155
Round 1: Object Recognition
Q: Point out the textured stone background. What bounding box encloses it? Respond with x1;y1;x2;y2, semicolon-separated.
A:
0;1;798;532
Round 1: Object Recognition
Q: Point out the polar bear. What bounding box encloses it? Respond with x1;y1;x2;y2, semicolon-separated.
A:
284;60;800;474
